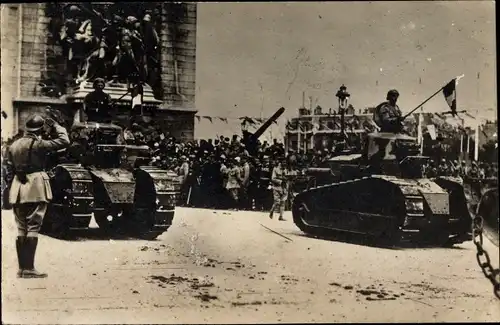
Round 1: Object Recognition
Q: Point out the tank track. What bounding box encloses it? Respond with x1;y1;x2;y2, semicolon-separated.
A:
132;167;178;240
292;176;468;247
43;164;95;237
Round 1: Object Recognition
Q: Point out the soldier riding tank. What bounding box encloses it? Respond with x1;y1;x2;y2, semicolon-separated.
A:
40;108;179;240
292;87;472;247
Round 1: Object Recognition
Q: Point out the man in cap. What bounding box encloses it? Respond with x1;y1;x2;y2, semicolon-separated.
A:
257;155;273;211
269;156;288;221
374;89;404;133
177;155;190;206
7;114;70;278
83;78;113;123
237;155;251;209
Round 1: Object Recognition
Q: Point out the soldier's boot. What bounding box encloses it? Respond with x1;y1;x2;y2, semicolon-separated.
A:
22;237;47;279
278;205;286;221
16;236;26;278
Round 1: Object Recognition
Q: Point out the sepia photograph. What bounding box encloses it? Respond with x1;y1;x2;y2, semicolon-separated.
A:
1;1;498;323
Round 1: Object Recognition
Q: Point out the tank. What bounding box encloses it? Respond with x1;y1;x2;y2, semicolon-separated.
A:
292;132;473;247
41;121;179;240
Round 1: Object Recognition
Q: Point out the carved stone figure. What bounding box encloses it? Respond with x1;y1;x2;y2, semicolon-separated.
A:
53;3;161;88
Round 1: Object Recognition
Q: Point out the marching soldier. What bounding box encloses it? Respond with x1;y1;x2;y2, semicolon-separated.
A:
238;155;251;209
374;89;404;133
257;156;272;211
176;155;190;206
7;114;70;278
269;157;288;221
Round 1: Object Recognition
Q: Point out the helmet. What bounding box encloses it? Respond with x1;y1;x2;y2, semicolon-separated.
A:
25;114;45;132
386;89;399;99
93;78;105;89
126;16;138;24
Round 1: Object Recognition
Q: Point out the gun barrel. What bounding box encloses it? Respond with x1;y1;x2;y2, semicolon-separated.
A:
252;107;285;139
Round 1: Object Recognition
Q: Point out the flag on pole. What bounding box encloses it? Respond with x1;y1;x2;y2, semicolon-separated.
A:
442;75;464;116
442;79;457;115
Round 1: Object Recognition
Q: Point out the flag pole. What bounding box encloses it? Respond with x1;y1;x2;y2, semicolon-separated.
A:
403;86;445;119
418;107;424;155
474;119;480;161
467;130;471;157
297;121;301;153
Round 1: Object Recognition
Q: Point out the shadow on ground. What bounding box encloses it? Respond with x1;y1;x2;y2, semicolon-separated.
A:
40;227;163;242
288;230;469;251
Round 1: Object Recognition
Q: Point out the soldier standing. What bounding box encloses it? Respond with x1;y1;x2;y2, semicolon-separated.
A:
7;114;70;278
374;89;404;133
238;155;251;210
83;78;113;123
269;157;288;221
257;156;272;211
177;155;190;206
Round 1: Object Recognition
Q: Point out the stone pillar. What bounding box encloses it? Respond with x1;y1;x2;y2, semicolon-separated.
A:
1;4;22;138
160;2;196;107
158;2;197;142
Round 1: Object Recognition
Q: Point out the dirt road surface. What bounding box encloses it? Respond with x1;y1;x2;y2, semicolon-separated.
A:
2;207;499;323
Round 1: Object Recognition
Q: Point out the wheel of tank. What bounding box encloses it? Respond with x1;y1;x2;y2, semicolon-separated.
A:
42;205;71;239
94;211;124;234
121;208;161;240
378;218;404;247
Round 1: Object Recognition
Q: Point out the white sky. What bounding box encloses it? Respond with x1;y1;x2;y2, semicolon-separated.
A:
194;1;496;140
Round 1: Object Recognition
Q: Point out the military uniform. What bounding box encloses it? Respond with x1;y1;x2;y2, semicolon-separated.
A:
84;91;112;122
239;160;251;209
177;158;190;206
83;78;113;122
8;115;70;278
269;163;289;221
257;162;272;211
374;89;403;133
374;102;403;133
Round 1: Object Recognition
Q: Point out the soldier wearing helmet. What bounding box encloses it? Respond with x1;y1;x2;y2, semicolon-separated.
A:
6;114;70;278
374;89;404;133
83;78;113;123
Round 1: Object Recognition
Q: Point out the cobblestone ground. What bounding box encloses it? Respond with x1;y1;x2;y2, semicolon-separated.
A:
2;207;499;324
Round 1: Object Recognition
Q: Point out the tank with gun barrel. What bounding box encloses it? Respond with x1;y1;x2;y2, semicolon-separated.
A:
40;107;179;240
292;86;473;247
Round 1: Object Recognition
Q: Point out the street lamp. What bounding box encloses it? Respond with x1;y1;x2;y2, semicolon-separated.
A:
335;84;350;138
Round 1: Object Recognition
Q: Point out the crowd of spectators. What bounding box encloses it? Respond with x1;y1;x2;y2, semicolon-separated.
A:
2;117;498;212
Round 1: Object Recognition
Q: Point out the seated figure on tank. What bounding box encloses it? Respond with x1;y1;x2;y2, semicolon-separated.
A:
373;89;403;133
83;78;113;123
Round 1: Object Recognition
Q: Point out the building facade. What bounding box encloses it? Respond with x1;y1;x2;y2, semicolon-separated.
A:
1;3;197;141
285;105;377;152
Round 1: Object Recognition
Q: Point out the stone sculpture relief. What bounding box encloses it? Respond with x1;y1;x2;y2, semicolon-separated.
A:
51;2;161;87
